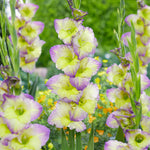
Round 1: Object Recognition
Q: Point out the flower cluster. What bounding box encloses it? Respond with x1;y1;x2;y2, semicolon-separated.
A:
46;16;101;132
105;5;150;150
122;5;150;74
10;1;45;73
0;78;50;149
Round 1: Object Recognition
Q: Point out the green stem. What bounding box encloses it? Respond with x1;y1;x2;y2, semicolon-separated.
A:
76;132;82;150
27;73;30;92
61;128;69;150
69;129;75;150
87;123;94;150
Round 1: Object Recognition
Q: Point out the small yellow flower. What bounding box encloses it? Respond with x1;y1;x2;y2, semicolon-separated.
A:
84;145;88;150
104;67;108;70
38;95;46;103
94;136;99;143
97;104;103;109
98;113;102;117
48;143;54;149
97;71;106;76
94;56;100;61
100;94;104;97
96;130;104;135
21;85;24;90
63;127;67;130
107;133;112;137
87;128;91;133
45;79;48;84
102;59;108;63
97;84;101;89
47;98;53;106
88;114;96;123
94;78;100;84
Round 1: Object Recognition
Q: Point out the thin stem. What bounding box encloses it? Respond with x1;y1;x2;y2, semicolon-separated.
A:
61;128;69;150
69;129;75;150
27;72;30;92
76;132;82;150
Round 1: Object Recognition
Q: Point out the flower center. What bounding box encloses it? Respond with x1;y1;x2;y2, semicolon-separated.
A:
15;107;25;116
21;135;29;144
135;134;144;143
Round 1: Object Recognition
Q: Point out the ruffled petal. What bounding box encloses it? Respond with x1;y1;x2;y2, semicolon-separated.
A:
106;88;130;108
46;74;81;103
73;27;97;59
67;121;86;132
141;116;150;133
121;32;131;47
125;129;150;150
141;74;150;91
70;77;90;90
20;21;44;42
48;102;71;128
54;18;81;44
104;140;129;150
75;57;101;78
107;64;127;87
78;83;99;114
50;45;80;77
18;3;39;21
125;14;144;34
106;111;119;128
2;94;42;133
138;5;150;25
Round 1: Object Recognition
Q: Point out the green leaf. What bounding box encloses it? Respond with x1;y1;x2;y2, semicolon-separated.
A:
130;91;136;114
115;126;125;142
29;76;39;98
61;128;69;150
10;0;16;23
135;102;142;129
136;75;141;101
134;53;139;73
11;25;17;50
73;0;81;9
76;132;82;150
69;129;75;150
87;123;94;150
130;65;136;84
131;22;136;51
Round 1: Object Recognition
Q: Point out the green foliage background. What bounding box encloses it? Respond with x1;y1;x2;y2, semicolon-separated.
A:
31;0;150;68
